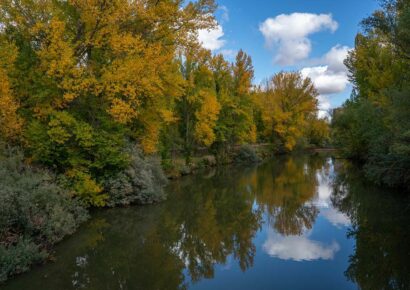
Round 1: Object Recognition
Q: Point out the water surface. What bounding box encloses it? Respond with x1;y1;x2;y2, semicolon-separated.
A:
3;155;410;290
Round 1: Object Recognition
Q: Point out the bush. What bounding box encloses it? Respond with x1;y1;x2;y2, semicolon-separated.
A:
105;145;168;206
0;239;46;283
0;148;88;282
234;145;261;164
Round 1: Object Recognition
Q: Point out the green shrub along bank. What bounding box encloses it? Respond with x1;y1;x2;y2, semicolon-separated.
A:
0;148;88;282
104;145;168;207
0;144;173;282
0;143;274;282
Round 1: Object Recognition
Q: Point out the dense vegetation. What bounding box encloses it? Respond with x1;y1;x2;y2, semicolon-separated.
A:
0;0;329;281
7;0;410;283
0;147;88;282
0;0;327;207
332;0;410;190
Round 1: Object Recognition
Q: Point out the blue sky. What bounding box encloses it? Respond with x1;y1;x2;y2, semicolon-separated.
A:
197;0;380;113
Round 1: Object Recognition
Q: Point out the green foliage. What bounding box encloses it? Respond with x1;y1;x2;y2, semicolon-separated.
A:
25;112;128;206
0;148;88;282
170;49;258;163
0;239;46;283
332;0;410;189
105;145;168;207
332;99;388;161
0;0;217;206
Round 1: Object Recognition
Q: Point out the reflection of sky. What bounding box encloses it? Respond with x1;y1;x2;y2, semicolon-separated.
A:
313;160;350;228
262;159;349;262
263;230;340;261
321;208;350;228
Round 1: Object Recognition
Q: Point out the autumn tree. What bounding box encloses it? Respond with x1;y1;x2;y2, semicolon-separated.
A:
256;72;319;151
207;50;257;161
175;47;221;161
0;0;217;205
230;50;257;144
0;40;22;142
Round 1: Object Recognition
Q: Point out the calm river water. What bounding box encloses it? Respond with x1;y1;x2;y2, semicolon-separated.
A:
3;154;410;290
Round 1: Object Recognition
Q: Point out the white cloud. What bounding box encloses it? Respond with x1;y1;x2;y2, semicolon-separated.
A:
311;168;351;228
316;96;331;118
259;13;338;65
301;45;351;95
263;230;340;261
324;45;351;72
300;45;351;117
301;66;348;95
198;24;226;51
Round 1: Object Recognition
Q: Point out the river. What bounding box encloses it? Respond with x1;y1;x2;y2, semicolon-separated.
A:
2;154;410;290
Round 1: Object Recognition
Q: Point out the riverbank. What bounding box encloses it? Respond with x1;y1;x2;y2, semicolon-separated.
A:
0;144;266;283
163;145;340;179
4;154;409;290
0;144;333;283
163;144;274;179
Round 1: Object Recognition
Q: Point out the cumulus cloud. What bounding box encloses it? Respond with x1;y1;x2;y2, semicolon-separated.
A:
324;45;351;72
263;230;340;261
259;13;338;65
198;24;226;51
300;45;351;117
301;66;348;95
301;45;351;95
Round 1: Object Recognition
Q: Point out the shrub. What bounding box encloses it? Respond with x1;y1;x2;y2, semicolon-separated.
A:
0;240;46;283
105;145;168;206
234;145;261;164
0;148;88;282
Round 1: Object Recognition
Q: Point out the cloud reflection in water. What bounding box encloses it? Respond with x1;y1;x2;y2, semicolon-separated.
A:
263;230;340;262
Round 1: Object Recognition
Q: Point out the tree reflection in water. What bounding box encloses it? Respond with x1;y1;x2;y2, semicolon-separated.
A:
331;162;410;290
250;156;323;235
4;155;379;290
64;155;328;289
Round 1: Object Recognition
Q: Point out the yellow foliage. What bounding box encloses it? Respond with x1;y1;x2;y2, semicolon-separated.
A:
195;90;221;146
109;98;138;124
233;50;254;97
141;120;161;154
0;43;22;141
0;70;23;141
160;109;178;123
35;19;75;79
256;72;318;151
66;169;106;207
